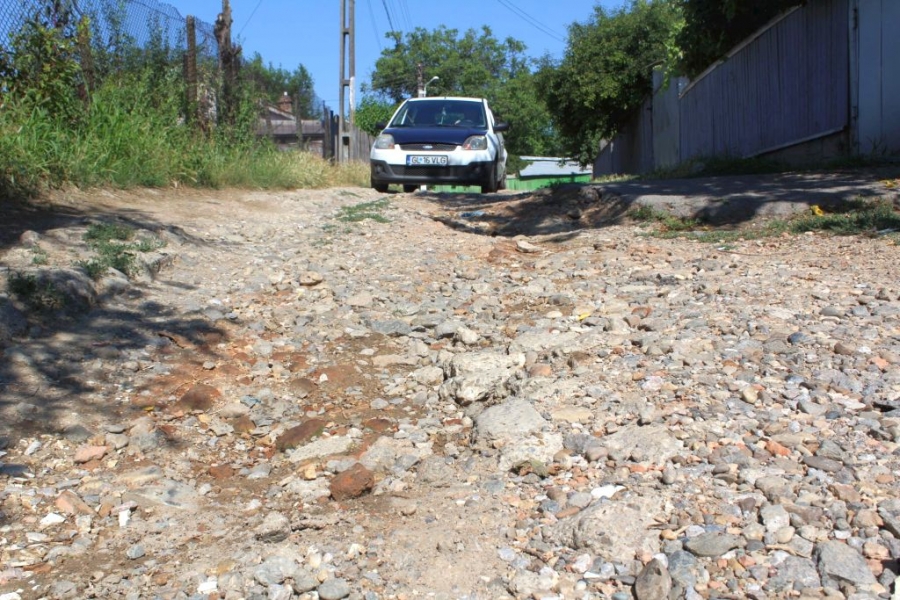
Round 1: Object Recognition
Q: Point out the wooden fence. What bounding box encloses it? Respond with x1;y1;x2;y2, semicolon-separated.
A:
853;0;900;154
595;0;858;176
322;110;374;163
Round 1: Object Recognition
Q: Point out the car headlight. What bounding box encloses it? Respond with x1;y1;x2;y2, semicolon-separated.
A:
374;134;395;149
463;135;487;151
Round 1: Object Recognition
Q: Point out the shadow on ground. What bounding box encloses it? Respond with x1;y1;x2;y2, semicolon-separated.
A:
421;169;898;238
0;197;223;442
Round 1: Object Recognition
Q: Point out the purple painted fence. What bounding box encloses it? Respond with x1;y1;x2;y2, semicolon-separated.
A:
680;0;849;161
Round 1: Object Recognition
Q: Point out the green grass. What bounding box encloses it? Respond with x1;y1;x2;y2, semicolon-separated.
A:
31;247;48;265
628;205;701;232
0;69;370;200
7;271;65;311
78;222;166;279
630;199;900;244
790;200;900;235
336;198;392;223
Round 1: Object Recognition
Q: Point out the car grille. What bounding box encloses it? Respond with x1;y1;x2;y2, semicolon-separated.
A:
400;143;458;151
392;166;447;176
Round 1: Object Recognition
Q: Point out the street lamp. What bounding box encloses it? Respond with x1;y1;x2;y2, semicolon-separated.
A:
423;76;439;97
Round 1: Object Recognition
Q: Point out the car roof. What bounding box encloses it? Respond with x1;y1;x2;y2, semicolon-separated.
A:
405;97;484;103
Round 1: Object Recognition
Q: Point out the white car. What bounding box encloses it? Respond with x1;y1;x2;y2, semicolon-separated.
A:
370;96;509;194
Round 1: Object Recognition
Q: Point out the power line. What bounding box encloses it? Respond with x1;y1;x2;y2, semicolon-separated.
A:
394;0;412;32
365;0;383;51
238;0;264;36
380;0;396;33
494;0;566;43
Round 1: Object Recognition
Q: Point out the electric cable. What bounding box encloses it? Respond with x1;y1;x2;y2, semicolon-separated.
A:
494;0;566;43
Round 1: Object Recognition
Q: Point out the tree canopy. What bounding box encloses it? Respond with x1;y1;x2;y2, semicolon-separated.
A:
537;0;683;165
366;25;561;159
371;25;529;102
243;53;320;119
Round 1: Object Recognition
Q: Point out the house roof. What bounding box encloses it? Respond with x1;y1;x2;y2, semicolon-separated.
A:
518;157;592;178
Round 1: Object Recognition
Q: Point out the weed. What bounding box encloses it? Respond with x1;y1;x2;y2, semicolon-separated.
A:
31;247;48;265
84;222;133;242
790;200;900;235
7;271;65;311
629;205;659;222
337;198;392;223
134;236;166;252
628;205;700;232
636;199;900;243
79;222;165;279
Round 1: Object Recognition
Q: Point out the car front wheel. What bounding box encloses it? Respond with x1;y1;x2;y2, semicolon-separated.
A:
480;162;499;194
373;183;389;193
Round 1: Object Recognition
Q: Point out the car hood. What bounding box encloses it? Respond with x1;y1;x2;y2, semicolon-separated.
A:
384;127;487;146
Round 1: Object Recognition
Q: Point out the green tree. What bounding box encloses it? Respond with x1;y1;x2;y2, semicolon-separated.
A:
368;25;558;158
372;26;529;102
0;1;84;122
355;95;398;137
677;0;802;78
243;53;319;118
537;0;683;165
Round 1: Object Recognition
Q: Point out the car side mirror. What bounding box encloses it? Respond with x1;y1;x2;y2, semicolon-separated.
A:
493;121;510;133
375;122;387;130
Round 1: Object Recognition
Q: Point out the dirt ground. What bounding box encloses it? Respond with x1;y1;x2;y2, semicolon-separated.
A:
1;172;899;600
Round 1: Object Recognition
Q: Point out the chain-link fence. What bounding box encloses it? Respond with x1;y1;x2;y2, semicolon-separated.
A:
0;0;218;60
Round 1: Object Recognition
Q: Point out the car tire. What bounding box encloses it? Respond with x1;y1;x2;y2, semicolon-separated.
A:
403;184;418;193
481;162;499;194
373;183;389;193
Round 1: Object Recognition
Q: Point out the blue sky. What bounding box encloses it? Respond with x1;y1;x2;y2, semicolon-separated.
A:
167;0;624;108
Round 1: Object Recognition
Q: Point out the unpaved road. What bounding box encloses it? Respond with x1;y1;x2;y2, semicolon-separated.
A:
1;177;900;600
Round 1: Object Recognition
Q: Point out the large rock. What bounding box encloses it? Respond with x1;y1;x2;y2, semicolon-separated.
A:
439;350;525;405
475;398;547;442
545;495;664;561
816;540;877;588
600;424;684;466
475;398;562;471
255;511;291;543
635;558;672;600
767;555;821;593
330;463;375;501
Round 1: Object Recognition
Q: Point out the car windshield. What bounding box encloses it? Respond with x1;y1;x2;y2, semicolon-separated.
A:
390;100;486;128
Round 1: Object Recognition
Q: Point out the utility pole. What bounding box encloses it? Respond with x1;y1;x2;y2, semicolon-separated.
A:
416;62;424;98
338;0;355;161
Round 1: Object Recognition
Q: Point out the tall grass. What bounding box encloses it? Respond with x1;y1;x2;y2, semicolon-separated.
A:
0;77;367;197
0;18;367;199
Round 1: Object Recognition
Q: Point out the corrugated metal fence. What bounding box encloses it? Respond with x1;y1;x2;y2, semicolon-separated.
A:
595;0;855;176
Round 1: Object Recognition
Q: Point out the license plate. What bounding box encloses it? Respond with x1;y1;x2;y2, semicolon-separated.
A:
407;155;448;166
